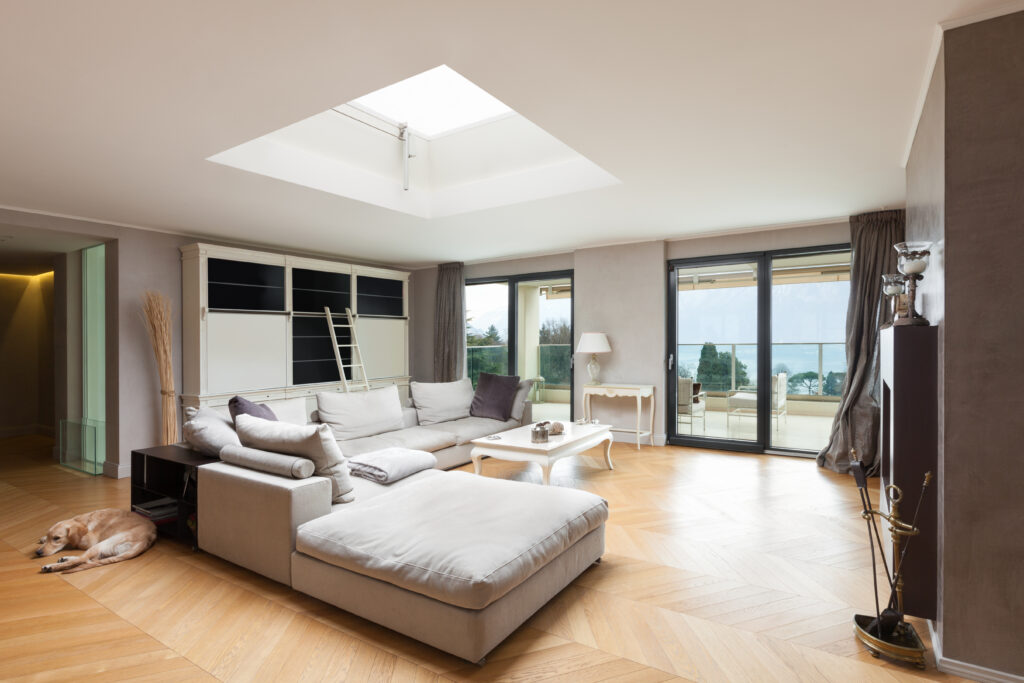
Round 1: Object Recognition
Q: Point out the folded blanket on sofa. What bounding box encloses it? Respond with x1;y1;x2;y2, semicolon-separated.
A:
347;447;436;483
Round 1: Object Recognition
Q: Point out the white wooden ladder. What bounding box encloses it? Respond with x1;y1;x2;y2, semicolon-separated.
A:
324;306;371;392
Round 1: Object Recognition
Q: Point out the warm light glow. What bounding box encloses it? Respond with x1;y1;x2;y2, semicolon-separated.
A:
0;270;53;280
350;65;512;138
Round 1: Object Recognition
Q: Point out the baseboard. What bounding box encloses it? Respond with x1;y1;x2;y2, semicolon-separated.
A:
102;459;131;479
930;620;1024;682
610;432;667;447
0;424;54;439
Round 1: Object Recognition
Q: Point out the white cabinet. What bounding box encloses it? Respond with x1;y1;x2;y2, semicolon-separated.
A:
181;243;409;409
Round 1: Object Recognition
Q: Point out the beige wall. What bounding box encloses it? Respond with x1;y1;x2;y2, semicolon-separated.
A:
906;13;1024;676
0;271;54;437
409;222;849;444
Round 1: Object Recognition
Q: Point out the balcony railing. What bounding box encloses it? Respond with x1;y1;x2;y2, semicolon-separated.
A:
676;342;846;397
466;343;572;389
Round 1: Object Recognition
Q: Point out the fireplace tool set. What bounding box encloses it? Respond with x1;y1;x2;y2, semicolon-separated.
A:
851;452;932;669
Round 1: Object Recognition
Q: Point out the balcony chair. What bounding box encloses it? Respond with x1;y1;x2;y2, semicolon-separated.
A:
726;372;788;431
676;377;706;435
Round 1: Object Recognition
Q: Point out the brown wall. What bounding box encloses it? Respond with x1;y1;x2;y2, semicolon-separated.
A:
0;271;54;436
907;13;1024;676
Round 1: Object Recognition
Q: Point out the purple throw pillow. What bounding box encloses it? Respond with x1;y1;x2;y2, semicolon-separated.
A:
228;395;277;424
470;373;521;421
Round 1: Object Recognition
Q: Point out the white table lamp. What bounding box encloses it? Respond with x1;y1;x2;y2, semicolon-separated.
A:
576;332;611;384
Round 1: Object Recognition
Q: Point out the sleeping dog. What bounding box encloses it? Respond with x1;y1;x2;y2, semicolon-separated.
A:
36;508;157;574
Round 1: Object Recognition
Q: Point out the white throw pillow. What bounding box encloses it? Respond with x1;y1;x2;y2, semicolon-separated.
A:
410;378;475;425
235;413;355;503
316;386;404;440
182;407;241;456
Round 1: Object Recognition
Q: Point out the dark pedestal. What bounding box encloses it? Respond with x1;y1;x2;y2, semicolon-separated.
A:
130;445;217;548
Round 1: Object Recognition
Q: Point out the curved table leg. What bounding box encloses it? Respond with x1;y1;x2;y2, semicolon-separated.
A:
540;463;553;486
602;435;614;471
635;395;642;450
471;450;484;476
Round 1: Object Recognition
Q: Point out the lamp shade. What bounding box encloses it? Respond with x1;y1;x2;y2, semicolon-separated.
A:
576;332;611;354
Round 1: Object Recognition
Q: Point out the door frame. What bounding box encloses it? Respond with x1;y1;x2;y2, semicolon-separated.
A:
466;269;575;419
665;243;850;454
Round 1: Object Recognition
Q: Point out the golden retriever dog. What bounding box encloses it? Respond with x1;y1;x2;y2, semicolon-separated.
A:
36;508;157;574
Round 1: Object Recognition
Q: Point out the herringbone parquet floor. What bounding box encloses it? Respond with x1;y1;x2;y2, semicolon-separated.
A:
0;435;966;682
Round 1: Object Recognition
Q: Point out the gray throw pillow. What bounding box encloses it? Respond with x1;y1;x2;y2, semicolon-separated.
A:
234;414;354;503
470;372;521;421
228;395;277;424
510;379;535;422
182;407;241;456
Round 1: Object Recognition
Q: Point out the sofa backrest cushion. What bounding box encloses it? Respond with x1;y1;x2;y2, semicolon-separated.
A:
410;378;474;425
235;413;355;503
182;406;241;456
316;385;405;440
470;372;521;421
510;379;535;423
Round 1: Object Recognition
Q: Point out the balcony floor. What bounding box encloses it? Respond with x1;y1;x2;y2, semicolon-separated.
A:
676;408;835;452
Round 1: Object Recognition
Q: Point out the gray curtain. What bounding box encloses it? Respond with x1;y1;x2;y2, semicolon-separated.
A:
817;210;905;474
433;262;465;382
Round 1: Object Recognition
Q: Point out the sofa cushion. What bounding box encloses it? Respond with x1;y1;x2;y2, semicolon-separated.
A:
266;397;312;425
339;426;458;457
317;386;405;440
510;379;534;422
420;416;517;445
470;372;521;421
182;407;241;456
296;471;608;609
410;378;474;425
235;414;355;504
229;395;277;424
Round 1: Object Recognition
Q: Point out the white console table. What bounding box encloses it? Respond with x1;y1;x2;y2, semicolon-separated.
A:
582;383;655;450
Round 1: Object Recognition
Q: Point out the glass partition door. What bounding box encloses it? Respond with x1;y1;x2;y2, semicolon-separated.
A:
465;281;509;385
515;277;572;422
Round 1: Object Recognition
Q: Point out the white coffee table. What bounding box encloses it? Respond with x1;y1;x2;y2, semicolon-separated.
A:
470;423;614;485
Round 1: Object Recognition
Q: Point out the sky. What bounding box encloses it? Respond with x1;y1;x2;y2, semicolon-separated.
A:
466;282;569;339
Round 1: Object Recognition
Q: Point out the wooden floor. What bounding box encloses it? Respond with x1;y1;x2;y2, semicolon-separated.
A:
0;435;966;682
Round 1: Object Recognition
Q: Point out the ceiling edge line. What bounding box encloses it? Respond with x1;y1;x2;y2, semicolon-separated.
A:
900;25;943;170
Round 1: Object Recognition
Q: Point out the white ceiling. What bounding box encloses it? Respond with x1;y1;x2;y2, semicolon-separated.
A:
0;1;1010;268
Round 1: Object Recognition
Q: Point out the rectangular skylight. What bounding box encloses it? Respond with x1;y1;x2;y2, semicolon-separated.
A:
349;65;512;138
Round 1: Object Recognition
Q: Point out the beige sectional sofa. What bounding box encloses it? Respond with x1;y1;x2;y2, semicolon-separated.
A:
194;381;606;663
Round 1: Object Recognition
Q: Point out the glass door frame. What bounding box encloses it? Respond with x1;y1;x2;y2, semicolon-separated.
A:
466;269;575;421
666;243;850;455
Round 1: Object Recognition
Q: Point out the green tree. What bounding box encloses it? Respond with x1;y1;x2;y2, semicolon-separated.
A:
788;371;819;395
538;319;571;345
467;324;504;347
823;371;845;396
696;343;749;392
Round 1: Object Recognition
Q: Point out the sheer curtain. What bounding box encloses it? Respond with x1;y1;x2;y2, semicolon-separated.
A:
817;210;904;473
433;262;465;382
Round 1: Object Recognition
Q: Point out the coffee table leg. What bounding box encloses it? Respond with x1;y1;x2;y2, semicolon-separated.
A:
603;436;614;471
471;450;483;476
541;463;553;486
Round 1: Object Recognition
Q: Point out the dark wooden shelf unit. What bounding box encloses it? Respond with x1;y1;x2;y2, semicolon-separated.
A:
207;258;286;311
130;445;217;547
356;276;404;317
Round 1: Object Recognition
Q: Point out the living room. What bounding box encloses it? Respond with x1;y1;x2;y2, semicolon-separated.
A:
0;3;1021;681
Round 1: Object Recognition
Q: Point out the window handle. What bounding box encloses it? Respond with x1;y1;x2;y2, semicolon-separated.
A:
667;353;674;371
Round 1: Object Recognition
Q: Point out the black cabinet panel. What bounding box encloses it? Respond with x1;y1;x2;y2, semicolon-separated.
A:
357;276;404;317
292;315;349;385
208;258;285;311
293;269;351;313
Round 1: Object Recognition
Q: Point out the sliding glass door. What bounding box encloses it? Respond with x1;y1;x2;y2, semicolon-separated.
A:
668;245;850;454
466;271;573;421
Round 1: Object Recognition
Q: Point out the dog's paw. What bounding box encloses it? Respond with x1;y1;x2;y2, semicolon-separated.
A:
40;564;56;573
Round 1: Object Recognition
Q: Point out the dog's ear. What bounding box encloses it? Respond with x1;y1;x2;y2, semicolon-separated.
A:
65;524;82;548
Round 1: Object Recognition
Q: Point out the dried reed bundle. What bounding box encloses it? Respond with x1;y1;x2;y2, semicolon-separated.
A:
141;291;177;445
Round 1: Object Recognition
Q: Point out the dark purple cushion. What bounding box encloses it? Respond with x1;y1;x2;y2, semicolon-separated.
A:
228;395;277;424
470;373;521;421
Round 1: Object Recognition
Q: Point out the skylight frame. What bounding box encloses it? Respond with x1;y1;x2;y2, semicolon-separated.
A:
347;64;515;140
